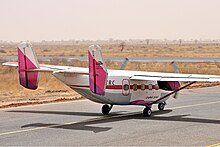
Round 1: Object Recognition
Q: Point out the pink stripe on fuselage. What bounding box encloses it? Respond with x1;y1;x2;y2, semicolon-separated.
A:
69;84;159;90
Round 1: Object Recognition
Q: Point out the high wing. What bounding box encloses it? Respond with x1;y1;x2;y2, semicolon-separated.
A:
2;62;89;74
130;72;220;82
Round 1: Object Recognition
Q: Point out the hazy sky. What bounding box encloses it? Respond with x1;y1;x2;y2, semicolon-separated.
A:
0;0;220;41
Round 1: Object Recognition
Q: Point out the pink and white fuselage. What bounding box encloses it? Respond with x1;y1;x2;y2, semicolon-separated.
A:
53;69;172;106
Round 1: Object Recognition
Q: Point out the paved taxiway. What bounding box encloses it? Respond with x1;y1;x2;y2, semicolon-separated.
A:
0;86;220;146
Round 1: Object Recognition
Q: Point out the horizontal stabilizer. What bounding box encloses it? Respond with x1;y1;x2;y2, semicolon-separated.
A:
3;62;89;74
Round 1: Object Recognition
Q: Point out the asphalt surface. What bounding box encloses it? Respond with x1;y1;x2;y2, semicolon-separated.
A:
0;86;220;146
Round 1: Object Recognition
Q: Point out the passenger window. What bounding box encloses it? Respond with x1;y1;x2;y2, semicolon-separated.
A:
124;84;129;91
133;84;138;91
141;84;145;91
148;84;153;90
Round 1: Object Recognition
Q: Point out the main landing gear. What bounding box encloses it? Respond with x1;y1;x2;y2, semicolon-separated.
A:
102;104;113;115
143;102;167;117
143;107;152;117
102;102;166;117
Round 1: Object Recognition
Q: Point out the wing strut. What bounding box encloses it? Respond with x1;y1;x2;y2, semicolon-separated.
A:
150;81;196;105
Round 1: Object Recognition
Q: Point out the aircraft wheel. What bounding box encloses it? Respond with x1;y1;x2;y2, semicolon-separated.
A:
143;107;152;117
158;102;166;110
102;104;110;115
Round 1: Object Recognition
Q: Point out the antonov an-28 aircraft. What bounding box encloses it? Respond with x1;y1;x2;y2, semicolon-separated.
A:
3;42;220;117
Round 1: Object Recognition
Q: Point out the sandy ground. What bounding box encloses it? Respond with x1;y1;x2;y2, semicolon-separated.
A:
0;95;83;109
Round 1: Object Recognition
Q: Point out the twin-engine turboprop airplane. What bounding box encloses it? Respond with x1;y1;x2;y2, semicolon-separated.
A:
3;42;220;117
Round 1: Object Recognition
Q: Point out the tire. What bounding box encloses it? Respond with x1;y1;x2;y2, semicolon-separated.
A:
143;107;152;117
102;104;110;115
158;103;165;110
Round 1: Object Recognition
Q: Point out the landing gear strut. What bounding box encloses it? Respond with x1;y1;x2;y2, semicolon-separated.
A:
102;104;113;115
158;102;166;110
143;107;152;117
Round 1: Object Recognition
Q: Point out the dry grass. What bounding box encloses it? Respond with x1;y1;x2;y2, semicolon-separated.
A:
1;44;220;58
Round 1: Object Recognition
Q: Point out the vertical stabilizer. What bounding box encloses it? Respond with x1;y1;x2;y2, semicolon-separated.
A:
18;42;39;90
88;45;108;95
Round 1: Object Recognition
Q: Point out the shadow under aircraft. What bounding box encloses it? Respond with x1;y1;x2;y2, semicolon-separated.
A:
7;109;220;133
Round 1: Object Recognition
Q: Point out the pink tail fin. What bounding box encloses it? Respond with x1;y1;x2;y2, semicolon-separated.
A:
88;45;108;95
18;42;39;90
